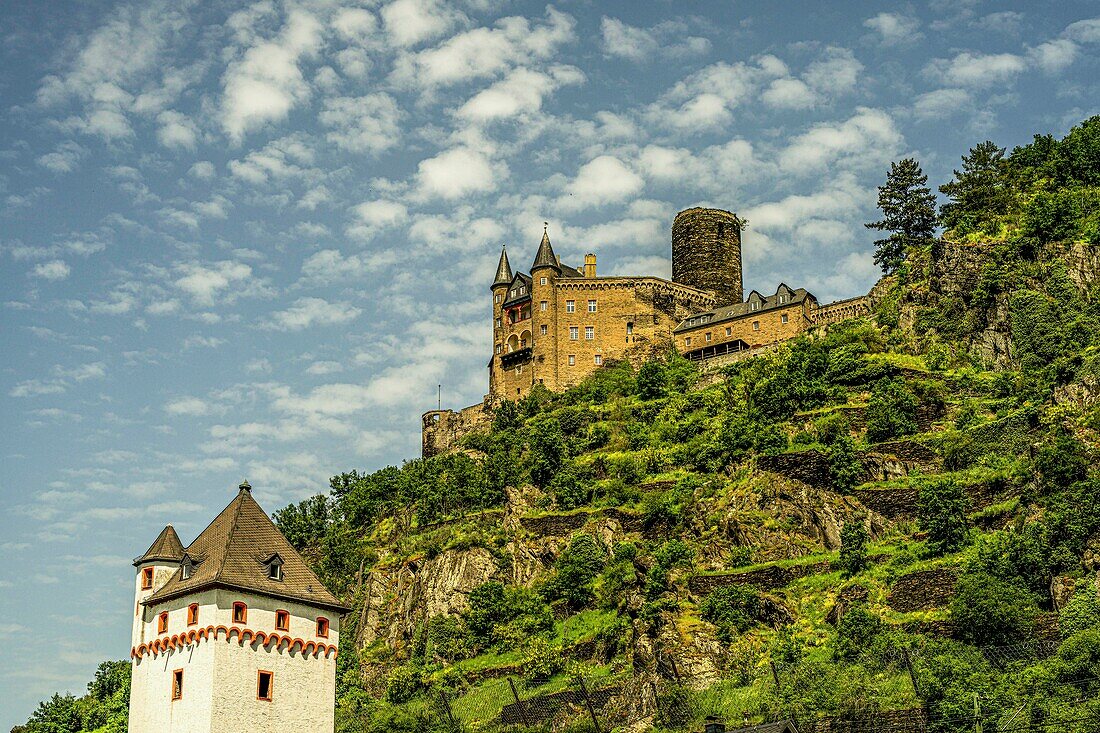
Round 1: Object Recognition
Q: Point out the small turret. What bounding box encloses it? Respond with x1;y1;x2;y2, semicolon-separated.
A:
531;223;560;274
584;253;596;278
492;245;513;289
132;524;184;648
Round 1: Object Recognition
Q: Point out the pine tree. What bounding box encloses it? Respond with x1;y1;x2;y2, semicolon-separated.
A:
865;158;938;273
939;141;1010;234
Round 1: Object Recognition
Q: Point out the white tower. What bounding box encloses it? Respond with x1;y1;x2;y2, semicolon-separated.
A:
128;482;349;733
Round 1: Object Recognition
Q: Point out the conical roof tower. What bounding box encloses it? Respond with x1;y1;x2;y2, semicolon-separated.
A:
492;245;512;288
531;223;560;273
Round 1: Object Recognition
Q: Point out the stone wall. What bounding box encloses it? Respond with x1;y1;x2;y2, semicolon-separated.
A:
813;295;870;326
672;207;743;305
806;707;927;733
887;568;958;612
689;561;832;595
422;402;492;458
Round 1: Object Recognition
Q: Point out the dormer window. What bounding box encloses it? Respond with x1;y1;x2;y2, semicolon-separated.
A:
180;555;194;580
141;567;154;590
263;553;284;581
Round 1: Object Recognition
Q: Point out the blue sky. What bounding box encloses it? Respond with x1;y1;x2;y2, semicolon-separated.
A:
1;0;1098;724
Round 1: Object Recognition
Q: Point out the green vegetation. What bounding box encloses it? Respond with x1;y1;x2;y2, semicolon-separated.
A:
13;661;129;733
22;116;1100;733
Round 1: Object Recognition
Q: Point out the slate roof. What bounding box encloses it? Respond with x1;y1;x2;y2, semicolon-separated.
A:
493;246;513;287
531;228;560;271
144;484;349;613
674;284;814;333
133;524;184;566
726;721;800;733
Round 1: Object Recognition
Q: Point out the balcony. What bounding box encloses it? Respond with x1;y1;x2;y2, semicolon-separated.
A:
500;347;533;368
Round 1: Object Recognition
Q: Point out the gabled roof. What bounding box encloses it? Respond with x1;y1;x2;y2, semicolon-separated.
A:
502;272;533;308
674;285;815;333
531;226;560;272
134;525;184;566
727;721;800;733
144;484;349;613
492;246;513;288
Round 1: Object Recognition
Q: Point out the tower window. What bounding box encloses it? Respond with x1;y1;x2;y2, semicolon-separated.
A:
540;324;547;335
753;321;760;331
257;671;273;702
540;277;547;285
569;327;579;340
180;556;193;580
588;300;597;313
594;354;603;365
266;556;283;581
540;300;547;311
781;314;789;324
717;222;725;237
316;617;330;638
275;609;290;631
568;354;576;366
626;322;633;335
584;326;594;340
157;612;169;634
172;669;183;701
685;337;692;347
187;604;199;626
494;294;501;304
726;327;732;336
141;567;154;590
495;344;502;354
232;602;247;624
566;300;575;313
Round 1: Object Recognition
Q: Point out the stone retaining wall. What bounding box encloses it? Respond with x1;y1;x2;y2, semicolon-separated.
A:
689;561;832;595
887;568;958;612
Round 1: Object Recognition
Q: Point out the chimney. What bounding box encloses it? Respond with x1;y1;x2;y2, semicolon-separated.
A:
584;253;596;278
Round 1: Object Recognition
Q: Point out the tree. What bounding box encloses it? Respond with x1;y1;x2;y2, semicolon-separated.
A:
939;141;1011;234
636;360;668;400
528;417;565;487
541;533;607;609
866;158;938;273
836;517;869;576
950;571;1039;645
918;478;970;555
273;494;330;551
865;378;918;443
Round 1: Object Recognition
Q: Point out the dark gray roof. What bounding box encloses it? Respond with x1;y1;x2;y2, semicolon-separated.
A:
492;246;513;287
727;721;799;733
502;273;533;307
674;283;814;333
144;485;349;613
531;228;560;272
134;525;184;566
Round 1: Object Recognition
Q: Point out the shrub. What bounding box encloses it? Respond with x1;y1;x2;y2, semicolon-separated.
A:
529;418;565;488
1059;581;1100;638
637;360;669;400
384;666;421;704
699;585;762;642
918;478;970;555
836;517;869;577
521;636;564;681
827;435;865;493
866;378;919;442
834;606;884;660
950;571;1040;645
1035;426;1089;493
541;534;607;609
645;540;695;598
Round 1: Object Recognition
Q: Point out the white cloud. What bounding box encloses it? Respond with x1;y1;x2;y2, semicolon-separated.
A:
56;362;106;382
381;0;464;48
347;200;409;240
300;249;398;283
32;260;71;281
762;78;816;109
174;261;252;306
456;66;584;122
1064;18;1100;43
637;139;758;194
651;57;786;132
155;110;198;149
220;9;324;142
165;396;211;416
415;147;505;200
306;361;344;376
804;47;863;96
263;297;362;331
37;142;87;174
334;7;379;44
560;155;644;210
1028;40;1078;74
912;88;972;120
927;51;1027;88
228;134;318;185
188;161;215;179
863;12;922;43
320;94;404;154
10;380;67;398
407;208;507;254
777;108;903;175
599;17;709;61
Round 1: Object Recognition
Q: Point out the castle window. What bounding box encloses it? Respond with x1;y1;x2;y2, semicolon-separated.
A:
515;365;522;374
495;294;501;304
180;556;193;580
157;612;169;634
705;333;712;342
781;314;789;324
568;354;576;366
495;317;502;328
316;617;330;638
540;300;547;311
778;295;785;303
626;322;633;335
495;344;502;354
540;277;547;286
725;327;732;336
594;354;603;365
718;222;725;237
141;567;153;590
540;324;547;335
257;671;273;702
187;603;199;626
569;327;579;340
566;300;575;313
685;337;692;347
753;321;760;331
585;326;594;340
752;301;759;311
172;669;183;701
275;609;290;631
232;602;247;624
588;300;597;313
519;286;526;295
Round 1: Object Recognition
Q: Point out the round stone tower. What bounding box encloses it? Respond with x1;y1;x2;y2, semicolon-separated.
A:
671;207;744;306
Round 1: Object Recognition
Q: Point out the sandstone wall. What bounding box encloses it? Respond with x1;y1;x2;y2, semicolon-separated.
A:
422;402;492;458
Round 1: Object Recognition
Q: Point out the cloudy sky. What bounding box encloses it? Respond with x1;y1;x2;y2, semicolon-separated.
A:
1;0;1098;723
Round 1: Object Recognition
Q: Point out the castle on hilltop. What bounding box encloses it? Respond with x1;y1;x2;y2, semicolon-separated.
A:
128;482;348;732
423;206;869;456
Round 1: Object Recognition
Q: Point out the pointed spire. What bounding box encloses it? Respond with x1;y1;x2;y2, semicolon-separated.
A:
492;244;512;288
133;525;184;566
531;222;560;272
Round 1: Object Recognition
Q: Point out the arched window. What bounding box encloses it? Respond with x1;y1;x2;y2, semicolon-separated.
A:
275;609;290;631
187;604;198;626
141;567;154;590
232;602;247;624
316;617;330;638
157;612;168;634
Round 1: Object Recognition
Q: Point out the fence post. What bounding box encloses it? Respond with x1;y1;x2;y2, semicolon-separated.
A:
902;649;920;697
770;660;781;687
438;689;458;731
575;675;604;733
508;677;532;728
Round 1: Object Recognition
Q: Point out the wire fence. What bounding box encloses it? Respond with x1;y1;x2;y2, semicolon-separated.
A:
362;636;1078;733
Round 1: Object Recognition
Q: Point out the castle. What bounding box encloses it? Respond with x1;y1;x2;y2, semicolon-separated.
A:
424;206;868;456
128;482;348;732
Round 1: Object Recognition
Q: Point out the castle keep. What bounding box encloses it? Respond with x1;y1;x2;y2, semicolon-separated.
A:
424;206;868;456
